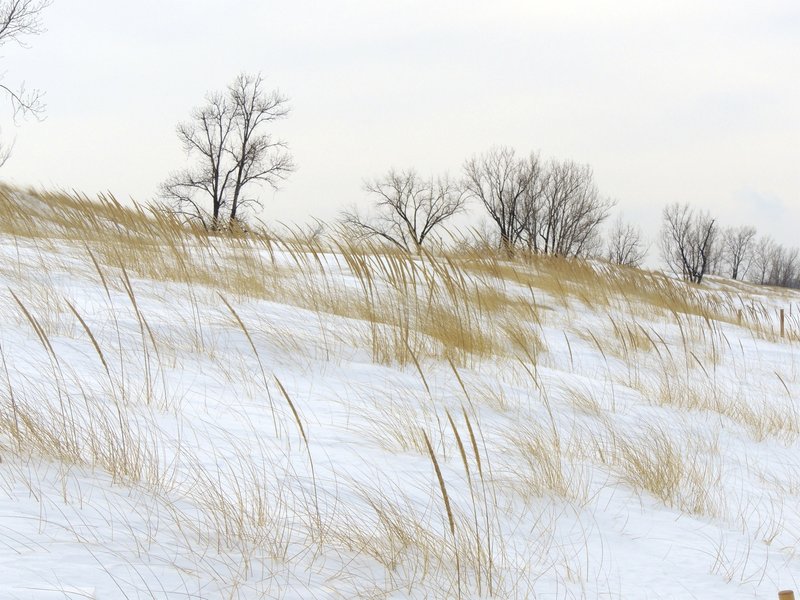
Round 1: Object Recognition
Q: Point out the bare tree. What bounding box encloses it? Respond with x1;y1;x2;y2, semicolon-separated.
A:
161;92;232;229
342;169;466;252
161;73;294;230
659;202;718;284
463;147;541;253
226;74;294;224
767;245;800;288
0;0;52;166
463;149;614;257
720;225;757;281
606;215;648;267
750;235;777;285
531;159;614;257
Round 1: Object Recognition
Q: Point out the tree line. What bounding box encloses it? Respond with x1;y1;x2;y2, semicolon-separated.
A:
659;203;800;289
342;147;616;258
152;73;799;292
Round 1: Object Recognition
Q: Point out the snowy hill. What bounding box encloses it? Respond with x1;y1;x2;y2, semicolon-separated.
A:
0;187;798;599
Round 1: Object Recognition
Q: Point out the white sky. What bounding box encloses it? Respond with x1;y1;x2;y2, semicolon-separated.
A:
1;0;798;246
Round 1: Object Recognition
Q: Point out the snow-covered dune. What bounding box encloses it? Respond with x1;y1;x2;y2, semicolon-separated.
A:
0;188;799;598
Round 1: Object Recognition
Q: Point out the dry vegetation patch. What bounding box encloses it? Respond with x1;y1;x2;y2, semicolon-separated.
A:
1;186;800;596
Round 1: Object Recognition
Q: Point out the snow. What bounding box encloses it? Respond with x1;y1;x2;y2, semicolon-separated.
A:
0;225;799;599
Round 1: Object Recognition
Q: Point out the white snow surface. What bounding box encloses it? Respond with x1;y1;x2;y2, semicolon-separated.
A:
0;234;799;599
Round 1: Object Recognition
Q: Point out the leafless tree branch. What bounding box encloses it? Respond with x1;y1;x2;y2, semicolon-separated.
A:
0;0;51;165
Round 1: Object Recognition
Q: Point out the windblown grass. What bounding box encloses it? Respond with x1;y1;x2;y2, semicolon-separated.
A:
1;185;799;597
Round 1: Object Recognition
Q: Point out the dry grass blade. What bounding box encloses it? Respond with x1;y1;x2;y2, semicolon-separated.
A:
274;375;307;446
66;299;110;377
0;344;21;450
447;408;485;596
423;430;455;537
9;289;57;358
218;292;279;436
423;428;461;597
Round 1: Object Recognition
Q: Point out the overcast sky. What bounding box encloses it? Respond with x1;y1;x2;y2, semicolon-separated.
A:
2;0;798;246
